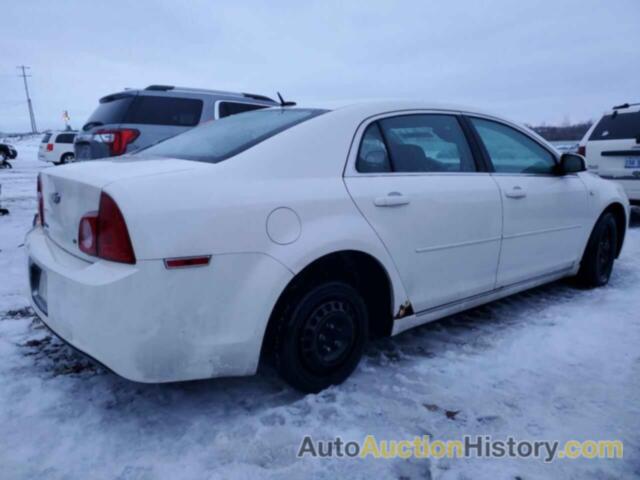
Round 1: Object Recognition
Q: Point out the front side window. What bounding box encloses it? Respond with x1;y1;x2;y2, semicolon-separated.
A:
359;114;476;173
218;102;268;118
137;108;327;163
470;117;556;174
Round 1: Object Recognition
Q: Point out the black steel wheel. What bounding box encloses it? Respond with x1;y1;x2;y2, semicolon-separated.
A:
275;282;368;393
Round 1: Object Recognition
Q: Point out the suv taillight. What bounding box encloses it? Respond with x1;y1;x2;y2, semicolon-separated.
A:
577;145;586;156
94;129;140;156
46;143;54;152
78;192;136;264
37;174;44;226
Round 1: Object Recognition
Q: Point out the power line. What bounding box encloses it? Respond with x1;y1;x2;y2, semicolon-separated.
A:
17;65;38;133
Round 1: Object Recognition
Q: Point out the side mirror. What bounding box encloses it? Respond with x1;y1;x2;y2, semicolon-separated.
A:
558;153;586;175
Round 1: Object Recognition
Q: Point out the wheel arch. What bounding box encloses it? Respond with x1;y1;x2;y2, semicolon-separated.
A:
602;202;627;258
260;249;401;361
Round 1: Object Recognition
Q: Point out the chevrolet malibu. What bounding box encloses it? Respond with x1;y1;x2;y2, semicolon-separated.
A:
26;102;630;392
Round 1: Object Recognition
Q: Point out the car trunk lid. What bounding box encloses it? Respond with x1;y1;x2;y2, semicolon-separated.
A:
40;158;208;258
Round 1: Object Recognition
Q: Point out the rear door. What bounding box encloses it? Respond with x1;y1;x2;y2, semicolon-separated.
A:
586;109;640;199
467;116;590;286
344;113;503;313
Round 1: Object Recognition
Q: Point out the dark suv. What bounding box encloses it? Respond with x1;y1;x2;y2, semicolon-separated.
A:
74;85;277;160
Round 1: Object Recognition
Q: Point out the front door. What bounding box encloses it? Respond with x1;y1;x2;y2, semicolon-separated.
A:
468;116;590;286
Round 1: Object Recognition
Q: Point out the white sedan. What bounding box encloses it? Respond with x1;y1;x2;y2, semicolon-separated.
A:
26;101;630;392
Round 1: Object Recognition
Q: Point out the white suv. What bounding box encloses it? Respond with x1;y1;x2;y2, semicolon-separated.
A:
579;103;640;205
38;131;77;165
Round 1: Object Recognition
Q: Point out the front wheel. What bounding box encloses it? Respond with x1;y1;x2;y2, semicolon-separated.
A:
275;281;368;393
575;212;618;287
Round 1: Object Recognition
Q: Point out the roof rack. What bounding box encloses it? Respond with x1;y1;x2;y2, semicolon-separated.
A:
145;85;175;91
613;102;640;110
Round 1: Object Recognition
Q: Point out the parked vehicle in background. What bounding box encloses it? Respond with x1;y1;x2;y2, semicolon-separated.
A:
27;101;629;393
0;142;18;169
579;102;640;205
38;131;77;165
74;85;278;160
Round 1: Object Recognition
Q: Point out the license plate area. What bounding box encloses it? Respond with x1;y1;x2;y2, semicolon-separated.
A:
29;261;48;315
624;157;640;169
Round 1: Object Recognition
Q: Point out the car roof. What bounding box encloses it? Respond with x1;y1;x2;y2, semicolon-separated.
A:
318;99;508;120
101;86;277;104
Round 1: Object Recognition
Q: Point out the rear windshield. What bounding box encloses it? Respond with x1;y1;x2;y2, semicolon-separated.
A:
589;111;640;141
83;95;134;130
41;133;51;143
136;108;327;163
83;94;203;131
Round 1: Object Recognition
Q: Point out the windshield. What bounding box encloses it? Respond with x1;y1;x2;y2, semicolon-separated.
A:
135;108;327;163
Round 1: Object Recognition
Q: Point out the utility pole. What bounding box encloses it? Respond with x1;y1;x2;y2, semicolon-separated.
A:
17;65;38;133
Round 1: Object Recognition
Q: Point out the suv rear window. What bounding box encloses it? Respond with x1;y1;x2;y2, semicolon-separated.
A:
126;96;203;126
589;111;640;141
137;108;327;163
41;133;52;143
83;95;135;131
218;102;268;118
55;133;76;144
83;94;203;130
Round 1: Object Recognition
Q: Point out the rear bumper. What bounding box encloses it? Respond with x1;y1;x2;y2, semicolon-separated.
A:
25;227;293;383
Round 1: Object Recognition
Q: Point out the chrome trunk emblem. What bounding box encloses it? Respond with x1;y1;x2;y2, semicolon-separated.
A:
51;192;61;204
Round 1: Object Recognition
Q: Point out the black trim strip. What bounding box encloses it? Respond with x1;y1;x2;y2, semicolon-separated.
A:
601;150;640;157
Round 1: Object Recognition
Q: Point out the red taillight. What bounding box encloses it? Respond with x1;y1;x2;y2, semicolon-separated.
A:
577;145;586;156
94;129;140;156
77;192;136;264
37;174;44;226
46;143;53;152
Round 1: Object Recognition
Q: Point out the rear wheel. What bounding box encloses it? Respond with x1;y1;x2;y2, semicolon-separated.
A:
59;153;74;165
576;212;618;287
275;281;368;393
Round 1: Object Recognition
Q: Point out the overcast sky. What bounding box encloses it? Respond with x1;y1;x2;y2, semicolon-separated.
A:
1;0;638;132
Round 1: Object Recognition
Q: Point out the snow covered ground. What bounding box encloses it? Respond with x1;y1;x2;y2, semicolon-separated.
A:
1;136;639;479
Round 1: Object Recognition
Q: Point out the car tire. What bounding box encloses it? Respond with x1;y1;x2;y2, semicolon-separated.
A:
575;212;618;288
60;153;74;164
275;281;368;393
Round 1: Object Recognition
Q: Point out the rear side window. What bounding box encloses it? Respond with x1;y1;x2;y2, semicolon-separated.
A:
41;133;52;143
357;123;391;173
126;96;203;127
589;111;640;141
470;118;556;174
218;102;268;118
356;114;476;173
55;133;76;144
137;108;327;163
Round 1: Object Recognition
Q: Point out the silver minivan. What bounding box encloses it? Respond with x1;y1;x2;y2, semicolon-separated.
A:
74;85;278;160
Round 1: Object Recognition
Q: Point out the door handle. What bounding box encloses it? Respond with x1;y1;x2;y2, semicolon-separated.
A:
504;186;527;199
374;192;410;207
